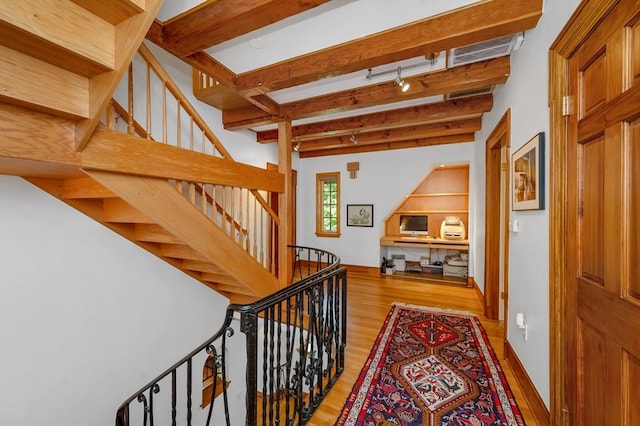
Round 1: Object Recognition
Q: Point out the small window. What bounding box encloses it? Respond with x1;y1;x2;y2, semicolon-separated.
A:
316;172;340;237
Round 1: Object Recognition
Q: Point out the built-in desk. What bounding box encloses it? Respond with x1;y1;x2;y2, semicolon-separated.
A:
380;236;469;250
380;236;470;286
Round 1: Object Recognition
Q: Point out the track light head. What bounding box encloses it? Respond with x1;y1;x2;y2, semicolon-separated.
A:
350;132;357;144
395;66;410;92
293;139;301;151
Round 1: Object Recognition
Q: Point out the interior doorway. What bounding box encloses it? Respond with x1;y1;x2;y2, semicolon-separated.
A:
484;110;511;330
549;0;640;422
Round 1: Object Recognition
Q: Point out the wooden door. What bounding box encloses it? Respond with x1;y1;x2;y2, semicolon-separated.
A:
564;0;640;424
484;110;511;322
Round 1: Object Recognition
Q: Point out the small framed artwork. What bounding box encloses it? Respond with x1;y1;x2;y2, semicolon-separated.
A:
512;132;545;211
347;204;374;227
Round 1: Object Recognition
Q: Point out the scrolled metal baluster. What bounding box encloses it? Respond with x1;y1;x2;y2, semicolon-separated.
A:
292;247;303;282
137;383;160;426
312;249;321;273
137;393;148;426
204;344;219;426
221;326;233;426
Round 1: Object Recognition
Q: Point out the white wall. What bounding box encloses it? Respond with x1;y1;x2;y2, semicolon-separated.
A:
0;176;239;426
471;0;580;408
296;143;474;267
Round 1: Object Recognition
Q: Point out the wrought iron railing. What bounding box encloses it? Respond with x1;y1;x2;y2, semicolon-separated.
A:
115;246;347;426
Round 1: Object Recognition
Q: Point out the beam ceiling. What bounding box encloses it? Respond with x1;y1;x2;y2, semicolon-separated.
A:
146;0;543;157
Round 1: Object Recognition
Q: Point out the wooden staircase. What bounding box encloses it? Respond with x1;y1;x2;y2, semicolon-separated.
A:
0;0;163;150
0;0;285;303
27;173;279;304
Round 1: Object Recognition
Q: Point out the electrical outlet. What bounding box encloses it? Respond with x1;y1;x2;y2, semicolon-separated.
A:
516;313;528;341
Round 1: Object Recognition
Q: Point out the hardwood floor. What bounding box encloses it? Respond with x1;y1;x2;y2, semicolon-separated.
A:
307;271;538;425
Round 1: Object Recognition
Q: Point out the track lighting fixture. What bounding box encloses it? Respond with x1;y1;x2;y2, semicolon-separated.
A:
293;139;301;152
366;58;442;92
395;66;410;92
350;132;357;144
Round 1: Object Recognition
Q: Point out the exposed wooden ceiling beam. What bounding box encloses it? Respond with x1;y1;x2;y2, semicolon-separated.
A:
256;95;493;141
235;0;542;95
297;119;482;151
146;0;325;117
299;134;476;158
161;0;331;57
186;52;279;115
282;57;509;120
225;56;509;130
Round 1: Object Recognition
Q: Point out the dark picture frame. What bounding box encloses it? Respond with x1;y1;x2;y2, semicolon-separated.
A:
512;132;545;211
346;204;374;227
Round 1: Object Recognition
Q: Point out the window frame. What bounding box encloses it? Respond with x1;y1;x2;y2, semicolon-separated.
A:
315;172;341;238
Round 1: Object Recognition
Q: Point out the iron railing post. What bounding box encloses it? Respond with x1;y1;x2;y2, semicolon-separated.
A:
241;310;259;426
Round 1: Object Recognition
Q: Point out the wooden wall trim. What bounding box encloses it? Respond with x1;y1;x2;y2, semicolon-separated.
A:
343;264;380;276
471;277;484;307
505;341;550;426
483;108;511;320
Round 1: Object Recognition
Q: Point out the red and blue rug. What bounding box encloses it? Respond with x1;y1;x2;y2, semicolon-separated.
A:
337;303;525;425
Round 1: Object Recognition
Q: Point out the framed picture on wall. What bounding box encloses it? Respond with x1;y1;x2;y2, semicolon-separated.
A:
347;204;374;227
512;132;545;211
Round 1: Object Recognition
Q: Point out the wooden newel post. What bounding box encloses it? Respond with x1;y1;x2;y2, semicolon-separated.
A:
277;121;294;287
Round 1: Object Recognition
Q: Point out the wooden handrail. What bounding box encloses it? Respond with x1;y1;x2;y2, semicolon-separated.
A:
105;43;283;274
137;43;233;159
119;45;279;225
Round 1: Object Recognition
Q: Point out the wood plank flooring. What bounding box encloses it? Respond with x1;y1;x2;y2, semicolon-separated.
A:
307;271;538;425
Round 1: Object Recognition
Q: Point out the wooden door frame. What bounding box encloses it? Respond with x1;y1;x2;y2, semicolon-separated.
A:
484;109;511;322
548;0;619;423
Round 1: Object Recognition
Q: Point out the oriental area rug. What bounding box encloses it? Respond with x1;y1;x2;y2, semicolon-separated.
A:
336;303;525;425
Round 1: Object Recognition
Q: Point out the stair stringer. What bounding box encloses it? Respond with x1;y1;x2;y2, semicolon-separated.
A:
86;169;281;298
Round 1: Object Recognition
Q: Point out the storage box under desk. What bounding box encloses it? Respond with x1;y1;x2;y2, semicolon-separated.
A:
404;261;423;273
422;265;443;274
443;263;468;277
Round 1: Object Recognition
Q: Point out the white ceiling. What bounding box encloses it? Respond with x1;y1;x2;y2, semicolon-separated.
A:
157;0;481;73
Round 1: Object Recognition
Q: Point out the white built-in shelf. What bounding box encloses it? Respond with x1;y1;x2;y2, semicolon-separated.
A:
406;193;469;198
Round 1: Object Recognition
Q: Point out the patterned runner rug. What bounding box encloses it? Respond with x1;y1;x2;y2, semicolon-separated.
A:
337;303;525;425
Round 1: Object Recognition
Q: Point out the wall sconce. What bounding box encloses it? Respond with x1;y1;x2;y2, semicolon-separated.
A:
347;162;359;179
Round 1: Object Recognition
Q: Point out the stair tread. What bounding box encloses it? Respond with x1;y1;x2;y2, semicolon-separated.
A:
134;224;182;244
0;1;114;77
103;198;154;224
63;177;115;199
70;0;144;25
161;244;210;262
182;259;227;274
0;45;89;119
